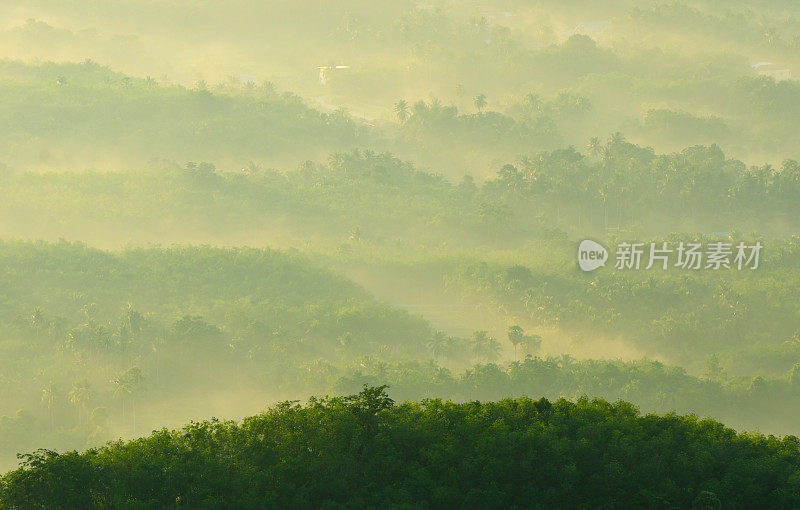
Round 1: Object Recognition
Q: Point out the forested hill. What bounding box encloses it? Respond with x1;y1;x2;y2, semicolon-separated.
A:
7;1;800;170
0;60;370;170
0;241;434;468
2;386;799;509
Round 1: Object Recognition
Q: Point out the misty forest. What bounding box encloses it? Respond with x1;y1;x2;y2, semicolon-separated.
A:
2;0;800;508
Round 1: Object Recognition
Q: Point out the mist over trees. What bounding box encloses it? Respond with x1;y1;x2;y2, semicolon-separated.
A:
2;0;800;506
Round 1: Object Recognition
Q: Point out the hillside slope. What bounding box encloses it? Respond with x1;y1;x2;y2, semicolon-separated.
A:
1;387;799;509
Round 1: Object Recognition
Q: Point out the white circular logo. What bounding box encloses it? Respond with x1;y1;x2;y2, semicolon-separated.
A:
578;240;608;272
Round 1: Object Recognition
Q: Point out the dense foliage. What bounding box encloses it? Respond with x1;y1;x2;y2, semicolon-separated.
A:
3;387;799;509
0;60;367;170
5;1;800;170
0;241;433;465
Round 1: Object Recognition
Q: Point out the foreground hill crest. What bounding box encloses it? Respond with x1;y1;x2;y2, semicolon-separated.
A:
2;386;799;509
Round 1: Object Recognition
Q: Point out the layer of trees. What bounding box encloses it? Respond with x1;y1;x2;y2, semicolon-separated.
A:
449;233;800;373
3;386;800;508
3;239;800;468
0;241;435;465
5;2;800;172
0;60;368;170
3;143;800;370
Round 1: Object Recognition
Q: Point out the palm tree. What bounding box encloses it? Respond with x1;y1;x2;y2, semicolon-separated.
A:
68;379;92;425
704;355;725;381
484;339;502;362
524;93;542;114
30;308;47;341
394;99;410;123
790;363;800;386
471;330;501;362
113;367;144;435
243;161;260;175
90;323;112;352
507;325;525;361
349;226;363;241
41;381;59;431
587;136;602;157
610;131;626;145
455;83;467;109
520;333;543;357
427;331;449;361
413;100;429;116
124;304;144;337
63;328;83;352
474;94;487;112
